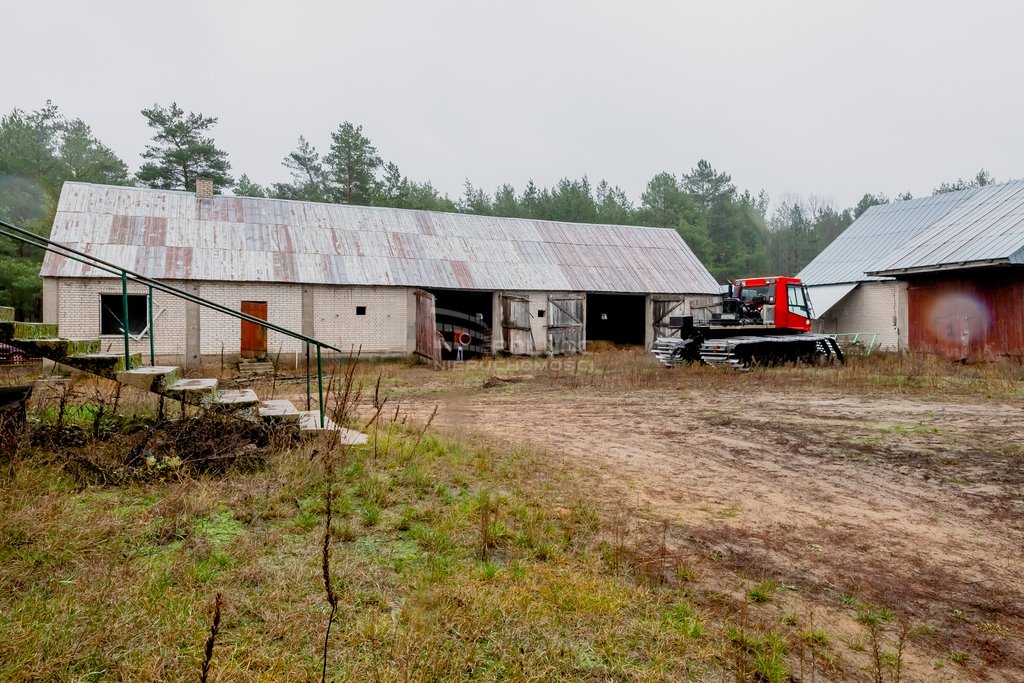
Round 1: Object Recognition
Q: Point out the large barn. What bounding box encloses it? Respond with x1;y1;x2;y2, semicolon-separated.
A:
41;182;720;367
799;180;1024;358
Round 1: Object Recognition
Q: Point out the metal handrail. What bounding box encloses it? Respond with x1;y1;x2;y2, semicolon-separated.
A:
828;332;879;355
0;218;338;427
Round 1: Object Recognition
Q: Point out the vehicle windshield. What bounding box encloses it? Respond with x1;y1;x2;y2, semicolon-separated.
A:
787;284;811;318
737;285;772;304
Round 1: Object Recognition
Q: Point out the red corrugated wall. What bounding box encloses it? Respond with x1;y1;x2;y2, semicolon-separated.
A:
908;268;1024;358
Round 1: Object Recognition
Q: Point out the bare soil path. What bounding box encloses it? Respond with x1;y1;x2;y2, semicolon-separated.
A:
402;381;1024;680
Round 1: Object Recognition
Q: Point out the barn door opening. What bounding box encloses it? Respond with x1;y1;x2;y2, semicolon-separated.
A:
653;298;687;339
500;294;534;355
240;301;268;359
585;293;645;345
430;289;493;359
414;289;440;366
547;293;584;354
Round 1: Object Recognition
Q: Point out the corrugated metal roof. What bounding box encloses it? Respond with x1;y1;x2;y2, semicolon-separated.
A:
797;187;981;285
41;183;720;294
870;180;1024;275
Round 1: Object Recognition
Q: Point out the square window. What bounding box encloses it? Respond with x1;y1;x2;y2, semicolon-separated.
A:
100;294;149;335
537;309;546;318
356;306;367;316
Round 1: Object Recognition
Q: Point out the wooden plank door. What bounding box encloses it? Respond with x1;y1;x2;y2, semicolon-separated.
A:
240;301;268;358
547;293;584;354
500;294;534;355
413;290;440;366
652;298;686;338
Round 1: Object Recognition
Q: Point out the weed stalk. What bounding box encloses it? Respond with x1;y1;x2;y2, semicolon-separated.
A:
200;592;223;683
321;463;339;683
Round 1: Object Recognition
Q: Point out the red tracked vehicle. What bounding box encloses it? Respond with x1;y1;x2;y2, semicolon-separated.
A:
650;276;844;369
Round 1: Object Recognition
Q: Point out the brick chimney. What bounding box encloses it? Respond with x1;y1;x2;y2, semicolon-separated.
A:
195;177;214;198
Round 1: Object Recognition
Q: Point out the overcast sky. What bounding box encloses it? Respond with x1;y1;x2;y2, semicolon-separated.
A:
3;0;1022;211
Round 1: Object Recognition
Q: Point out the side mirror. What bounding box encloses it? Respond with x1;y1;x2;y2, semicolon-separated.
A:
768;296;775;305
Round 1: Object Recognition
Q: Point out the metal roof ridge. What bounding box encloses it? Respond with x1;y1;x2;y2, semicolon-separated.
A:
62;181;682;234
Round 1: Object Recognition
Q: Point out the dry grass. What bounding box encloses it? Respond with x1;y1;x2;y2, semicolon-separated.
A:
3;348;1022;680
0;367;809;682
544;347;1024;399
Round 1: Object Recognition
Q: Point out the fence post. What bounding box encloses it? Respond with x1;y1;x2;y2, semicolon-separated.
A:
121;271;132;370
305;341;311;411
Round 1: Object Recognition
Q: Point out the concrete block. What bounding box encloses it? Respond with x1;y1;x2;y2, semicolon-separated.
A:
116;366;183;393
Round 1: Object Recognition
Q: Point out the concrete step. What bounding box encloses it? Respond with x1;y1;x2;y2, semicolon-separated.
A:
116;366;183;393
297;410;368;444
211;389;260;418
65;352;143;378
259;398;301;424
238;359;275;377
1;321;60;342
6;338;101;360
0;306;14;323
166;377;219;405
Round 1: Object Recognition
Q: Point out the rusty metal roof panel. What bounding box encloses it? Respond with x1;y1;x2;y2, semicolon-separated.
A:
42;182;720;294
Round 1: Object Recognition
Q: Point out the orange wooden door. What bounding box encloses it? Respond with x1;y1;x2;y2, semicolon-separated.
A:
240;301;268;358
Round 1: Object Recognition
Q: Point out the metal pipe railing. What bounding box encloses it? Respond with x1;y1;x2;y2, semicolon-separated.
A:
120;271;131;369
148;285;155;366
0;219;340;427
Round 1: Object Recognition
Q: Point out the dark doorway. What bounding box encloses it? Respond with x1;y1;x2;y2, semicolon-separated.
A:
240;300;268;358
429;290;493;360
586;293;645;345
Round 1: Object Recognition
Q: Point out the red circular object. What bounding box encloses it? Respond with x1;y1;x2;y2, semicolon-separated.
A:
455;331;471;346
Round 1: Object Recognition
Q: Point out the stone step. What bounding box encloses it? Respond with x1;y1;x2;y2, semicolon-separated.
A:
66;352;143;377
259;398;300;423
0;306;14;323
166;377;219;405
211;389;260;418
0;321;60;342
297;410;369;444
116;366;183;393
238;360;275;377
4;338;101;361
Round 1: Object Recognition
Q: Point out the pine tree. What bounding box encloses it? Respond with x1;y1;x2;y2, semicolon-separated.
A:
136;102;233;192
325;122;382;205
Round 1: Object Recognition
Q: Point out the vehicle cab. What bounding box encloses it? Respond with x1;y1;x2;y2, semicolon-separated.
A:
733;276;813;332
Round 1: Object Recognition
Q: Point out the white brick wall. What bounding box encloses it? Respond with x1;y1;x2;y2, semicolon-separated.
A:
812;281;904;350
197;281;304;356
50;278;726;359
51;277;189;362
48;278;412;361
311;285;410;355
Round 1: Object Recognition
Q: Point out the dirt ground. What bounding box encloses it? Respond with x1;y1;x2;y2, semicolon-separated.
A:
387;360;1024;681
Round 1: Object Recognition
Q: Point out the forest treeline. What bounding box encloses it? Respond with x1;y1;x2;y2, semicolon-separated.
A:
0;101;1001;319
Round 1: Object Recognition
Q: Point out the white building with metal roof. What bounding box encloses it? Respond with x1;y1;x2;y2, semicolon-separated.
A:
798;180;1024;356
41;182;720;366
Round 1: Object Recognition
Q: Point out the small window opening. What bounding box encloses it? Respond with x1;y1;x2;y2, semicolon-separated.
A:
101;294;148;336
356;306;367;316
537;309;546;318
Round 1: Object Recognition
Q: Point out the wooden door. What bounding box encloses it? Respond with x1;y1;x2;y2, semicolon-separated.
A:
413;290;440;366
652;297;686;339
500;294;534;355
240;301;268;358
547;293;584;354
